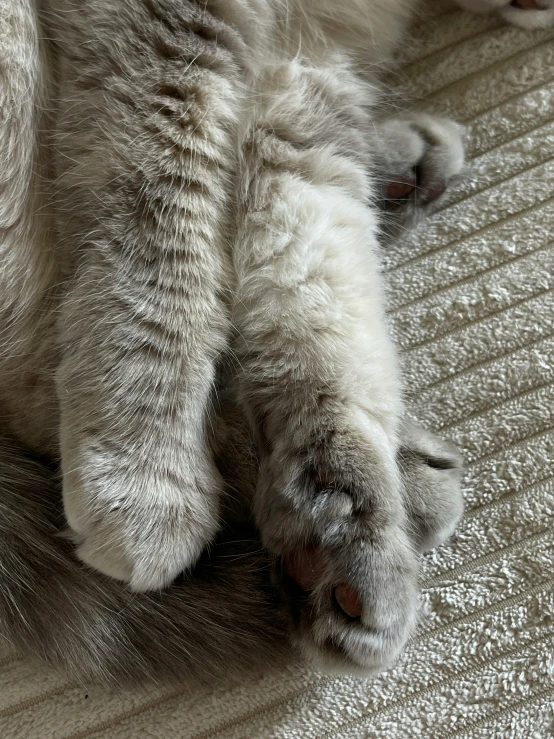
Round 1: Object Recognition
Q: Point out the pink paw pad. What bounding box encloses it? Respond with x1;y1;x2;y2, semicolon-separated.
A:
386;176;416;200
283;547;364;619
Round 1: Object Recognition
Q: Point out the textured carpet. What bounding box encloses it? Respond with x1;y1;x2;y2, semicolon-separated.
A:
1;2;553;737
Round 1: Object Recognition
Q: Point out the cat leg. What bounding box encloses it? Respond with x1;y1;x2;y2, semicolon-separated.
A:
372;113;465;234
455;0;554;28
51;0;245;591
0;0;61;456
232;61;421;674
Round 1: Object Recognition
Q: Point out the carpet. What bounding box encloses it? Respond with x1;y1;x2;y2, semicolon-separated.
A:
1;2;553;737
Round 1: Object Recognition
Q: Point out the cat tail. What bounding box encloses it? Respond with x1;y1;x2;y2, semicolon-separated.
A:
0;433;290;686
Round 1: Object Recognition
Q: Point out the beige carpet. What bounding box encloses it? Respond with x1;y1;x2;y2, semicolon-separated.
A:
1;2;554;737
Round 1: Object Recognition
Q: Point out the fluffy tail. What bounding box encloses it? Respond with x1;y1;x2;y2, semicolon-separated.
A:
0;434;290;686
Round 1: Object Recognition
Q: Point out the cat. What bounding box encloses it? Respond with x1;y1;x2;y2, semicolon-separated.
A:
0;0;546;685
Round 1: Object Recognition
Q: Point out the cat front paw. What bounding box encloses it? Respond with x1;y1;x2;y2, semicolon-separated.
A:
62;439;222;591
255;418;419;674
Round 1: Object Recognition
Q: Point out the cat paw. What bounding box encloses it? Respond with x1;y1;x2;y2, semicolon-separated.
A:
455;0;554;29
398;420;464;553
377;114;465;226
256;419;419;674
62;441;222;591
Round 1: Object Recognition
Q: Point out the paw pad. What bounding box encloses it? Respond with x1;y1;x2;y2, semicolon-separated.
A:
334;583;364;618
386;176;417;201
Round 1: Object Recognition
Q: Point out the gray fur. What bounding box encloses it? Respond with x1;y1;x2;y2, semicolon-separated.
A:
0;0;473;683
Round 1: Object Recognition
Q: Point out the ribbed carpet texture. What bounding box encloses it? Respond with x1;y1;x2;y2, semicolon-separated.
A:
1;2;553;737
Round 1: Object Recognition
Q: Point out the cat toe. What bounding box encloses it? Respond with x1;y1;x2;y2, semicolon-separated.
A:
398;420;465;553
